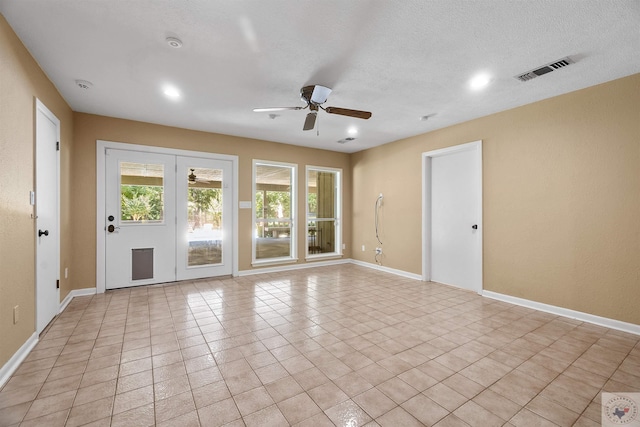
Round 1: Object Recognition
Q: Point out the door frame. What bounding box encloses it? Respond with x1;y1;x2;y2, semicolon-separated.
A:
96;140;239;294
35;99;60;333
421;140;483;292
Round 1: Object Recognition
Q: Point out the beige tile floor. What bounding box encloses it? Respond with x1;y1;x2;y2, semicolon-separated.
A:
1;264;639;426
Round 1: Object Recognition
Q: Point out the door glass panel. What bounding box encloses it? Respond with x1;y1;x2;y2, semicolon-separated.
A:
120;162;164;223
187;167;223;266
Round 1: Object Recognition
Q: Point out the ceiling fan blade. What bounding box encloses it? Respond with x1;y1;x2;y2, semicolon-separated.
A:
310;85;332;104
325;107;372;120
303;112;317;131
253;107;304;112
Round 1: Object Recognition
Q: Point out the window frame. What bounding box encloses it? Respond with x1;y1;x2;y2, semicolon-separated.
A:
305;165;342;260
252;160;297;266
118;161;166;225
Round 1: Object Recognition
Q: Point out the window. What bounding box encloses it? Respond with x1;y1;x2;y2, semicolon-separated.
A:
119;162;164;223
306;166;341;258
253;161;296;264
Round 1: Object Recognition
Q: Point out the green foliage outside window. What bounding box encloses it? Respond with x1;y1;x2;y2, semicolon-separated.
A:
188;188;221;229
307;192;317;216
121;185;163;221
255;189;292;238
255;190;291;219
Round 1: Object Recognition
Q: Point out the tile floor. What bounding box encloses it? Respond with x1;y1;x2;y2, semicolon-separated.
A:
1;264;639;426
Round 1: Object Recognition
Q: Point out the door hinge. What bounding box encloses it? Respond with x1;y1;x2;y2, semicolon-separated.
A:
56;279;59;289
56;141;60;151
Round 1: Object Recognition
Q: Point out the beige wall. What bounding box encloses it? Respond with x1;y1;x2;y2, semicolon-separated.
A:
0;14;74;366
2;8;639;372
351;74;640;325
72;114;352;288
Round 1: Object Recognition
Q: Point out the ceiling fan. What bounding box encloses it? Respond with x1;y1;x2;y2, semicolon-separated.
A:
253;85;372;131
188;169;200;185
188;168;215;185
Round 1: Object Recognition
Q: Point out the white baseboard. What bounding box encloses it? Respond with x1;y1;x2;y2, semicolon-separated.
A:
350;259;423;281
239;258;350;276
0;332;38;389
483;290;640;336
59;287;96;313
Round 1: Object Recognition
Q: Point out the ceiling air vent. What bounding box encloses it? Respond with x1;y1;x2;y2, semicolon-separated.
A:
337;137;356;144
515;57;575;82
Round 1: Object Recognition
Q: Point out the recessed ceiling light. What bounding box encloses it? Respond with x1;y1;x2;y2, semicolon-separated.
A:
469;73;491;90
163;86;180;99
347;127;358;136
166;37;183;48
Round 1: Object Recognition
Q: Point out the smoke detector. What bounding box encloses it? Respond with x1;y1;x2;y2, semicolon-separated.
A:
166;37;183;48
75;79;93;90
515;57;575;82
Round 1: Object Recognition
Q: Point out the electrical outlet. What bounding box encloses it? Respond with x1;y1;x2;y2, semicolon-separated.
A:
13;305;19;324
64;267;68;279
361;245;365;252
375;247;382;255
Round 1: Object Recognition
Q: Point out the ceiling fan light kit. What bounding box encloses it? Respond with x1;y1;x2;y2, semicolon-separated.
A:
254;84;372;131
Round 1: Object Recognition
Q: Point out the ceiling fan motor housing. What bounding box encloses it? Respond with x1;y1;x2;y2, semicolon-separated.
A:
301;85;332;105
300;85;315;104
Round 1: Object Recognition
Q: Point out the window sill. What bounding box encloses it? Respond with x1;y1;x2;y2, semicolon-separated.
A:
305;253;343;262
251;258;298;268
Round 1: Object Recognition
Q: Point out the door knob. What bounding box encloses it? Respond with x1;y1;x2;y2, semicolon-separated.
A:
38;229;49;237
108;225;116;233
472;224;478;230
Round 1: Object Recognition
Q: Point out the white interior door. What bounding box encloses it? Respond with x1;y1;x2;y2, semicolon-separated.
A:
177;157;232;280
105;149;176;289
35;100;60;333
423;141;482;293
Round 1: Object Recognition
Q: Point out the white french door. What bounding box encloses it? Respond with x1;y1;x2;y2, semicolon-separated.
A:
104;149;232;289
105;150;176;289
176;156;232;280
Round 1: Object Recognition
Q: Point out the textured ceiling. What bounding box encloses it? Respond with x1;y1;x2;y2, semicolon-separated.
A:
1;1;639;153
